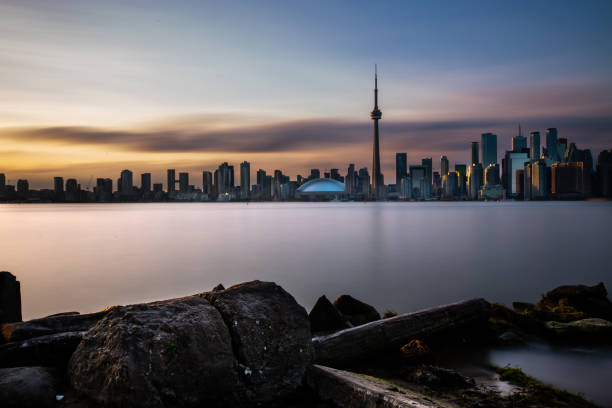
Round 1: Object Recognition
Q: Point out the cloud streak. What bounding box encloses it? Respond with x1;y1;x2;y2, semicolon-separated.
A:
3;114;611;156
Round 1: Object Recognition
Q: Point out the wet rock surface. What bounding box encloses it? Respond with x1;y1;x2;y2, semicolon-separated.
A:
203;280;313;404
0;366;58;408
309;295;351;334
1;310;107;342
68;296;240;408
332;294;380;326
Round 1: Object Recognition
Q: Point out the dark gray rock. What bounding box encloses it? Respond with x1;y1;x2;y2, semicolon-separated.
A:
309;295;351;334
0;331;84;368
204;280;313;403
536;282;612;321
0;272;21;324
332;295;380;326
0;366;58;408
212;283;225;291
512;302;535;312
1;310;107;342
407;365;475;388
68;296;240;408
498;331;527;346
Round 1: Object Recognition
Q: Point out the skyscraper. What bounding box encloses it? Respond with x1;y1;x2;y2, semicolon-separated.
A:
421;158;432;199
370;65;383;199
440;155;449;176
202;171;213;195
240;161;250;199
530;132;541;161
481;133;497;168
468;163;483;200
167;169;176;193
0;173;5;191
395;153;407;186
216;162;234;195
141;173;151;193
54;177;64;195
120;170;133;194
512;125;527;153
471;141;479;165
546;128;559;162
179;172;189;192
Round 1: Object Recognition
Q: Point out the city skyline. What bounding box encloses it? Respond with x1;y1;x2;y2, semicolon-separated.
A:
1;1;612;188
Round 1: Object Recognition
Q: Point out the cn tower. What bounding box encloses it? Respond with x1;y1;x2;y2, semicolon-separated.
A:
370;65;382;199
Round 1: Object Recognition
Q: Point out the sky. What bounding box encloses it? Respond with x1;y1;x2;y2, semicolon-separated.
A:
1;0;611;188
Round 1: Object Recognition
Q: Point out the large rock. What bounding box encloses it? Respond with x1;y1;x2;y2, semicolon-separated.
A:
0;331;84;368
536;282;612;321
309;295;351;334
546;318;612;343
0;366;58;408
0;272;21;324
2;310;107;342
332;295;380;326
203;280;313;403
68;296;240;408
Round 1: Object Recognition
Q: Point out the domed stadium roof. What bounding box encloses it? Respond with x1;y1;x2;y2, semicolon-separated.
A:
297;178;345;193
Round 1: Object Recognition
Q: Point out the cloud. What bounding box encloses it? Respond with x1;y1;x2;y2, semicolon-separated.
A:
2;113;611;156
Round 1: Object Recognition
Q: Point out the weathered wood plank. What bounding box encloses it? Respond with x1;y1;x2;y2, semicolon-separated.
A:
313;298;490;367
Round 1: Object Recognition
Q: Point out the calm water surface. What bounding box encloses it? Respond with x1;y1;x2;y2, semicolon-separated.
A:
1;202;611;403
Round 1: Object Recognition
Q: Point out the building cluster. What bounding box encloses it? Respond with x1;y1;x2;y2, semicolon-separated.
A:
1;70;611;203
1;133;610;203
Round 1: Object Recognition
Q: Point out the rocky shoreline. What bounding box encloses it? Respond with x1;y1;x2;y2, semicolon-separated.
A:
1;271;611;407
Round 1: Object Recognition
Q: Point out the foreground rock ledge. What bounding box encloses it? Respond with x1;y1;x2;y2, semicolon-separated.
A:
68;281;313;407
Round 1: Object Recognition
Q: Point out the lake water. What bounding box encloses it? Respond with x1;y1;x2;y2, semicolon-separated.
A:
1;201;611;403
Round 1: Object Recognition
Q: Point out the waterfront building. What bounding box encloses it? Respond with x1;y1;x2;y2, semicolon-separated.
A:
470;141;479;165
481;133;497;169
179;172;189;193
296;178;345;200
440;156;449;176
530;132;540;161
421;158;432;199
167;169;176;193
503;151;529;196
467;163;483;200
309;169;320;180
346;164;356;195
546;128;559;162
395;153;407;187
516;170;525;199
65;178;79;202
17;179;29;195
96;178;112;202
202;171;213;196
358;167;370;197
597;149;612;197
484;163;500;186
442;171;458;199
240;161;250;199
513;136;527;153
479;185;505;201
53;177;64;200
0;173;5;191
120;170;133;194
531;159;549;199
141;173;151;193
557;138;568;162
215;162;234;196
400;176;412;200
523;162;532;200
455;164;467;197
280;181;298;200
370;66;384;200
409;165;427;200
552;162;585;198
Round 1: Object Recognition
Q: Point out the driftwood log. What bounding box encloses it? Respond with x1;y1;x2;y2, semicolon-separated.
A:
312;298;490;367
307;364;453;408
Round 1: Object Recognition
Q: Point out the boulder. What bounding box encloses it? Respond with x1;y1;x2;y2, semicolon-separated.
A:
536;282;612;321
203;280;313;403
68;296;240;408
546;318;612;343
0;331;84;368
0;272;21;324
2;310;107;342
309;295;351;334
0;366;58;408
332;295;380;326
